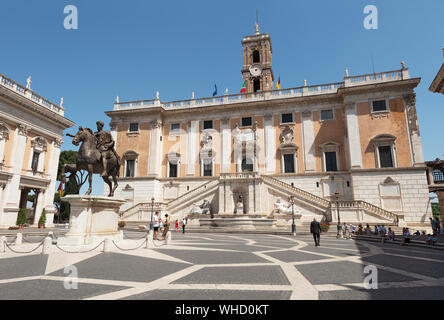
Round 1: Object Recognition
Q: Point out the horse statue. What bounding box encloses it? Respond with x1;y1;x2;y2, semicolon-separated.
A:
61;125;121;197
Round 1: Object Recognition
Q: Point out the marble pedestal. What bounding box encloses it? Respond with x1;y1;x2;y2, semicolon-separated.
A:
57;195;126;246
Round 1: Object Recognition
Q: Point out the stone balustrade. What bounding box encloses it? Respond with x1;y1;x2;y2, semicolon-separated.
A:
0;73;64;116
113;69;408;112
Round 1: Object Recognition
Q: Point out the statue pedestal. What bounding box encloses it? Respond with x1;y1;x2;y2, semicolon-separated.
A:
57;195;126;246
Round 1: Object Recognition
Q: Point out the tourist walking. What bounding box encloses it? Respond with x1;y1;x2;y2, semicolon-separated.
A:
310;218;321;247
160;214;170;240
344;223;350;239
182;217;187;234
153;212;160;240
430;217;436;234
435;217;441;234
175;219;179;232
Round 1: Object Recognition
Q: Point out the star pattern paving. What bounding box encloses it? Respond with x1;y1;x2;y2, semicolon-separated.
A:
1;232;444;300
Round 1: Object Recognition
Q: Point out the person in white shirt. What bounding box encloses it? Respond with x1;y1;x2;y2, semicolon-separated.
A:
153;212;160;240
182;218;187;234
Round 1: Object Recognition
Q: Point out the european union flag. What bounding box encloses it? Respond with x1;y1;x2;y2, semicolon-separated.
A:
212;83;217;97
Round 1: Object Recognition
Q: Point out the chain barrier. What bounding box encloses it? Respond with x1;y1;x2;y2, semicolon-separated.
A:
122;230;148;240
4;241;44;254
112;239;147;251
152;239;168;247
22;235;47;243
55;241;105;254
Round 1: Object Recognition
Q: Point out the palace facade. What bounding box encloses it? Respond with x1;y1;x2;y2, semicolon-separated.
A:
108;26;431;229
0;74;74;228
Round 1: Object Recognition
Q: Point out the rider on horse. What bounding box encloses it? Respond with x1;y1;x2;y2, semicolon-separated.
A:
95;121;121;177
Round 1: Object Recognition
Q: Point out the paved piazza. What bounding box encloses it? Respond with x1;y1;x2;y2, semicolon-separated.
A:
1;232;444;300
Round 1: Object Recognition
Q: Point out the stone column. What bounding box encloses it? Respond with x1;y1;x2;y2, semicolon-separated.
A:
221;119;231;173
264;114;276;174
404;94;425;166
301;111;316;172
148;120;162;177
110;122;117;149
436;191;444;226
345;103;363;168
43;138;62;227
186;120;198;176
3;125;28;210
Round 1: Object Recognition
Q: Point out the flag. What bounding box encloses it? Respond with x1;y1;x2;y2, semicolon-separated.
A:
212;83;218;96
275;76;281;90
240;80;247;93
57;181;63;197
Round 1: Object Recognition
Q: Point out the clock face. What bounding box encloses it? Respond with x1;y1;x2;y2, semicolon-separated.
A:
249;64;262;77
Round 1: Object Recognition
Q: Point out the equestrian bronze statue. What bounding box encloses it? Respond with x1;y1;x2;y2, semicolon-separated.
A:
61;121;121;197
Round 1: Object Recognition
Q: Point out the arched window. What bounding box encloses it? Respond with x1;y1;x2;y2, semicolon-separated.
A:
253;50;260;63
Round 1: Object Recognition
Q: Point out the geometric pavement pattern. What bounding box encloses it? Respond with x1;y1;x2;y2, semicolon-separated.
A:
1;232;444;300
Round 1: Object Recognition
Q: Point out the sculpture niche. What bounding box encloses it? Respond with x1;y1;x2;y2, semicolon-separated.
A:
61;121;121;197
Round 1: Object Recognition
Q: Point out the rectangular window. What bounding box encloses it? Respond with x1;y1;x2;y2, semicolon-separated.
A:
203;120;213;130
281;113;293;123
203;162;212;176
378;146;394;168
283;154;295;173
325;152;338;172
125;160;135;177
170;123;180;132
129;123;139;132
320;109;334;121
241;117;252;127
31;152;40;171
372;100;387;112
169;162;178;178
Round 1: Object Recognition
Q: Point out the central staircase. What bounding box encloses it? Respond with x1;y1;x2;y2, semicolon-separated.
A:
120;173;399;228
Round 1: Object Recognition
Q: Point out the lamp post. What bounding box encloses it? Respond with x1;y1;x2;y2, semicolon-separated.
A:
335;191;342;239
149;197;155;231
290;196;296;235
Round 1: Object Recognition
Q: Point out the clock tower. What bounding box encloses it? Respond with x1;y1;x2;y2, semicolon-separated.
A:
241;23;274;93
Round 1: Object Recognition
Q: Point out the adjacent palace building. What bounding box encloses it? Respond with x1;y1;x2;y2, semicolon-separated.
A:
109;26;432;229
0;74;74;228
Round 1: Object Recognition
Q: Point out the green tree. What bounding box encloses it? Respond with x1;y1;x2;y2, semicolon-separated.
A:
16;208;27;226
56;150;88;221
38;208;46;225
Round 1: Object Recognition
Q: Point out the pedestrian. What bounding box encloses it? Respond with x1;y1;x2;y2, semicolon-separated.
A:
387;227;395;242
153;212;160;240
160;214;170;240
344;223;350;239
310;218;321;247
374;225;378;235
182;217;187;234
175;219;179;232
435;217;441;235
365;224;372;235
380;225;387;243
401;228;411;246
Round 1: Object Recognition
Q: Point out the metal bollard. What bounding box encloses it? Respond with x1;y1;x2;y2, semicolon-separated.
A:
0;236;6;252
103;238;112;252
165;231;172;245
145;231;154;249
42;237;52;254
15;233;22;246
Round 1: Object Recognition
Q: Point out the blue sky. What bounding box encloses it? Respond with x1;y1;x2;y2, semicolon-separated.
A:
0;0;443;195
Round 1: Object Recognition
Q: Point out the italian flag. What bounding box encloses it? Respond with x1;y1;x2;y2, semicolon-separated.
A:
240;80;247;93
57;181;63;197
275;76;281;90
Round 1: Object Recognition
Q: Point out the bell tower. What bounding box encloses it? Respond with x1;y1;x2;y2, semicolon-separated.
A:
241;23;274;93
